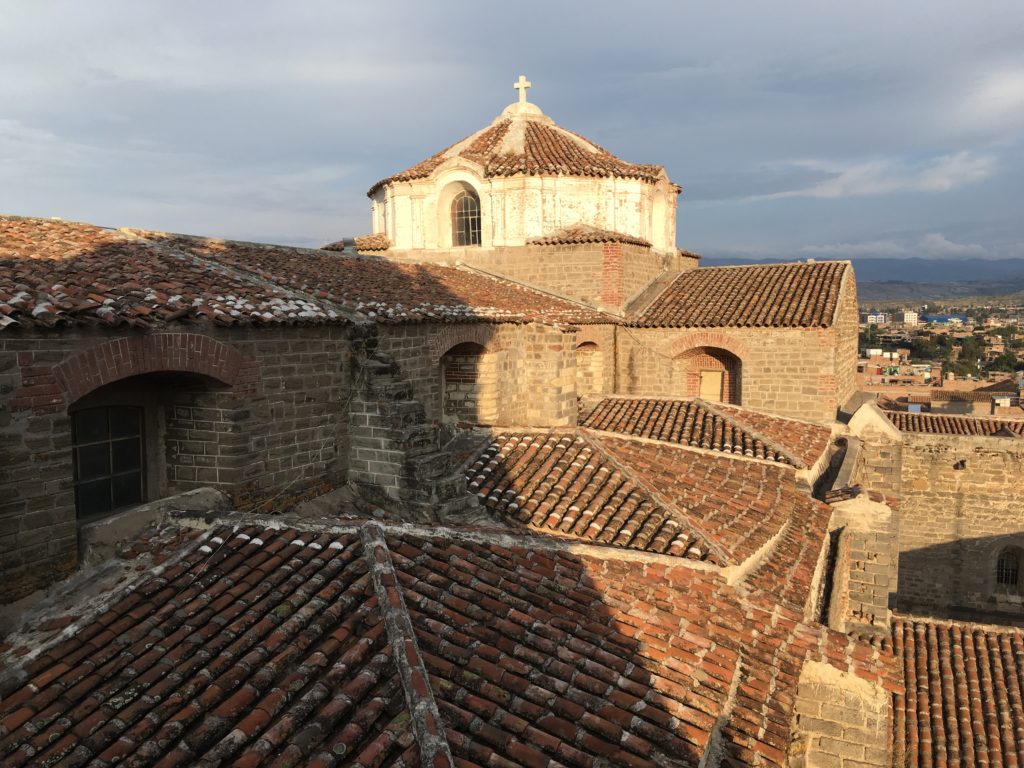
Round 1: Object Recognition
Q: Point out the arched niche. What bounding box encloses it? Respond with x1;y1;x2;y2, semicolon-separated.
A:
674;346;742;404
575;342;604;397
440;341;498;424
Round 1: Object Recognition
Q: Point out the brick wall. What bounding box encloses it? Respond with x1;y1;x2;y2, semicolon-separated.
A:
617;326;845;424
0;325;351;603
441;347;499;424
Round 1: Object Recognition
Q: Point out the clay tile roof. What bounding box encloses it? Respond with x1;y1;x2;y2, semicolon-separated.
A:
466;432;725;563
369;114;666;196
0;216;349;331
135;231;613;326
0;527;424;766
893;616;1024;766
593;435;804;569
0;519;895;768
319;239;348;252
527;224;651;248
353;233;391;252
634;260;849;328
884;410;1024;436
581;397;830;467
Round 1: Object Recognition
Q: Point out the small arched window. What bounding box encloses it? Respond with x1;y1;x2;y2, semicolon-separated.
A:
451;190;481;246
997;548;1020;587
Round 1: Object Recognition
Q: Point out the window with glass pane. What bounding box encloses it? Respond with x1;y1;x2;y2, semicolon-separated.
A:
997;549;1020;587
72;406;144;519
451;190;481;246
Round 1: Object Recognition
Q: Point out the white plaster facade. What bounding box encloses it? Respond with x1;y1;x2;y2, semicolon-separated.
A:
368;96;680;255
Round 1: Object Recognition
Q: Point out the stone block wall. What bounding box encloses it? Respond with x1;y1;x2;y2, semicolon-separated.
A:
376;322;576;427
890;433;1024;617
0;325;351;603
832;269;860;410
616;326;845;424
789;661;891;768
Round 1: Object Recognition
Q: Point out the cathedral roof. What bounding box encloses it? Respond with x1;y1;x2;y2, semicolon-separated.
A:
0;216;349;330
893;616;1024;766
633;260;850;329
368;100;668;196
884;410;1024;437
0;216;611;330
0;516;894;768
580;397;832;467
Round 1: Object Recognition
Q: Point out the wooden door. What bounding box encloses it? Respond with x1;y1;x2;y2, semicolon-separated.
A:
699;369;724;401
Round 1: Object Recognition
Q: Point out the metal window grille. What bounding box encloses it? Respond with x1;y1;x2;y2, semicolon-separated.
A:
72;405;145;519
451;191;481;246
997;550;1020;586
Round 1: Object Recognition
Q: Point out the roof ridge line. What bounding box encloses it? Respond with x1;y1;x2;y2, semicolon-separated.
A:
581;430;733;566
695;398;806;468
360;523;455;767
121;230;368;326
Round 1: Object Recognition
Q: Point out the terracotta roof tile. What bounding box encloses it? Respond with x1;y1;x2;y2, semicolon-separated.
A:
0;527;420;767
885;411;1024;436
0;520;896;768
634;261;849;328
369;118;665;196
527;224;651;248
593;436;799;567
466;432;723;562
154;232;611;327
0;216;349;331
354;233;392;252
581;397;829;466
893;616;1024;767
713;403;833;468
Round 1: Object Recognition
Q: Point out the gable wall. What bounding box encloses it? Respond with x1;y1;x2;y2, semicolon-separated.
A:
616;326;844;424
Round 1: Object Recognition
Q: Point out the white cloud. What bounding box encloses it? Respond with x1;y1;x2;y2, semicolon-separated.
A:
801;232;987;258
757;151;996;200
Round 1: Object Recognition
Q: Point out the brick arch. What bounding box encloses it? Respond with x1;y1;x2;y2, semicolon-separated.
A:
665;330;748;360
429;325;504;366
54;333;247;405
672;344;742;405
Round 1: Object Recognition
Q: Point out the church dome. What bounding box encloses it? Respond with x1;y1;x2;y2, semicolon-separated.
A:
368;97;667;196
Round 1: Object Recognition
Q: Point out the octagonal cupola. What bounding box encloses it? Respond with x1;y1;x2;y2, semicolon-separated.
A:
366;76;681;257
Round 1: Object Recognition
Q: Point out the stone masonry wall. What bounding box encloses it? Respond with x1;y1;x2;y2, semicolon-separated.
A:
832;269;860;411
376;322;576;427
466;243;668;313
789;661;891;768
617;326;844;424
892;433;1024;618
0;325;351;603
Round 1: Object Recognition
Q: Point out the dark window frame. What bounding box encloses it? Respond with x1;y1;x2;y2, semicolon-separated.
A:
451;190;481;247
997;548;1020;588
71;405;146;520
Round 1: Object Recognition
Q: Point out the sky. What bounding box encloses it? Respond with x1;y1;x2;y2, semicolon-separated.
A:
2;1;1023;260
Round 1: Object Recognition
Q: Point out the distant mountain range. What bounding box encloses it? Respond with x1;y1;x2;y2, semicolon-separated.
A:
701;256;1024;303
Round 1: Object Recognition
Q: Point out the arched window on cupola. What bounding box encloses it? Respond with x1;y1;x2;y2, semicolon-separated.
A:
451;190;481;246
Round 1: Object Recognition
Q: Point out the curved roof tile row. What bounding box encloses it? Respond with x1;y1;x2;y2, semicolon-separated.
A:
634;261;848;329
885;411;1024;436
